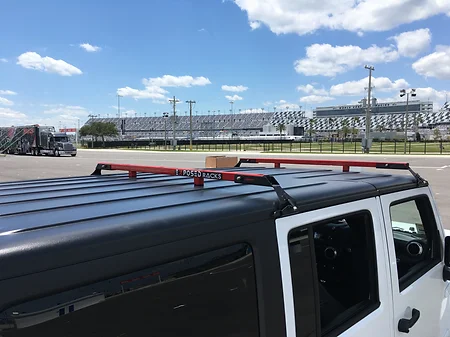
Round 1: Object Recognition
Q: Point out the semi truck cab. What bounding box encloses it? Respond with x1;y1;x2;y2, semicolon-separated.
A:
39;131;77;157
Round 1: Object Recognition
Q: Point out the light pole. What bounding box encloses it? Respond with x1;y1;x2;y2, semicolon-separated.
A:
229;101;234;133
186;100;196;151
163;112;169;150
363;65;374;153
117;94;122;118
169;96;180;151
400;89;417;154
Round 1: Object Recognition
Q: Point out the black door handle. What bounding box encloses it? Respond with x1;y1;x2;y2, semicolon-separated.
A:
398;308;420;333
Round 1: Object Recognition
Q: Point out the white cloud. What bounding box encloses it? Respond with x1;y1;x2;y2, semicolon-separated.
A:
240;108;265;113
117;86;169;100
153;99;170;104
225;95;243;101
299;95;334;104
143;75;211;87
123;110;137;116
391;28;431;57
249;21;261;30
17;52;82;76
410;87;450;105
43;105;89;117
0;107;26;119
412;45;450;80
263;101;273;106
79;43;101;52
297;84;328;95
118;75;211;101
295;44;398;77
275;101;301;110
221;85;248;92
0;58;7;63
233;0;450;35
0;97;14;106
330;77;409;96
0;90;17;96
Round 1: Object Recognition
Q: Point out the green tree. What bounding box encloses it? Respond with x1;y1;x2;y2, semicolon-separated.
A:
79;122;119;147
308;118;316;137
433;128;442;140
328;117;334;139
341;119;350;139
375;125;385;132
276;123;286;138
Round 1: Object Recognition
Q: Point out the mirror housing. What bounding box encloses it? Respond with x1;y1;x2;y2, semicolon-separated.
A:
443;237;450;281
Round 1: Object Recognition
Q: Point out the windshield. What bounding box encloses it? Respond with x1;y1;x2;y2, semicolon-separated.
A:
54;137;69;143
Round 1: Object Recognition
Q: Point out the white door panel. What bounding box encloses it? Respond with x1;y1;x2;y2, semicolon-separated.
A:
276;198;393;337
380;187;449;337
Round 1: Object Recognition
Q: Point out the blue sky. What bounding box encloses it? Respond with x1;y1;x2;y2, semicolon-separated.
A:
0;0;449;127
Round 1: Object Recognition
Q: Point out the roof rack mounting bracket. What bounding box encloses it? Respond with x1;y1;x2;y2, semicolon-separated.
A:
91;162;298;212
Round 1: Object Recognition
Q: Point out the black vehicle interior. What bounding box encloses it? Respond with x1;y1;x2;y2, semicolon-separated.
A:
390;199;432;282
312;213;375;331
392;228;429;279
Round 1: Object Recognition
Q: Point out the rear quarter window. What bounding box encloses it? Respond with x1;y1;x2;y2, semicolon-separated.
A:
0;243;259;337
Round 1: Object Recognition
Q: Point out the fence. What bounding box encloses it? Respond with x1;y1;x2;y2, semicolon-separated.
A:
82;139;450;155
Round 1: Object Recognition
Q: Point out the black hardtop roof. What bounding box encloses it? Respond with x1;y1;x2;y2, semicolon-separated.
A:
0;165;418;280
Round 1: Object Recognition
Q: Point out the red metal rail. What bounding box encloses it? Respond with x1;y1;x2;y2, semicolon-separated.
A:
92;162;271;186
237;158;410;172
91;162;298;210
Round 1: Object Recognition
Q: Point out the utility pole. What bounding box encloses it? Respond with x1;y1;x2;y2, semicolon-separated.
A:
76;118;80;144
163;112;169;150
169;96;180;150
364;65;374;153
186;100;196;151
229;101;234;135
400;89;417;154
117;94;122;118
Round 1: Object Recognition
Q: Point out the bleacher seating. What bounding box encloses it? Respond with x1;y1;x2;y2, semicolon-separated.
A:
84;103;450;139
86;112;275;138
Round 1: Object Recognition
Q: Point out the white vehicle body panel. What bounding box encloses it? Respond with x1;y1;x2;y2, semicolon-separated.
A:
276;198;394;337
380;187;450;337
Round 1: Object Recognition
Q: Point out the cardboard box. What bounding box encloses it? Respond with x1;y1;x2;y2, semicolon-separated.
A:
205;156;238;168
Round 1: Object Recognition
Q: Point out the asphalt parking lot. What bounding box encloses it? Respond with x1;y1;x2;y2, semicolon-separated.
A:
1;149;449;228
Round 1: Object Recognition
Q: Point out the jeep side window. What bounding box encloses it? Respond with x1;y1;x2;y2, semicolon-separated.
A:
389;196;441;291
0;243;259;337
289;211;379;336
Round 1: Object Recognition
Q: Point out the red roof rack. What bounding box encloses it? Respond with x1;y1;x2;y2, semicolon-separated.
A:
237;158;410;172
91;163;298;212
236;157;426;186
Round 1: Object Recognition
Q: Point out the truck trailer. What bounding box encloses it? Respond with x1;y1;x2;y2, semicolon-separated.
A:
0;125;77;156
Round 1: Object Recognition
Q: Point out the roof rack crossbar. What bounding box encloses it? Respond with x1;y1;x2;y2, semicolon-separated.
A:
236;158;427;186
91;163;298;211
236;158;410;172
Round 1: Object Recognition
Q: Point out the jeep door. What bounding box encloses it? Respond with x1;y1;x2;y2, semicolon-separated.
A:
276;198;394;337
380;188;449;337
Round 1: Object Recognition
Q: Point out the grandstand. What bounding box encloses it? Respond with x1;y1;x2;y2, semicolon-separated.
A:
84;100;450;140
87;112;274;139
269;100;450;135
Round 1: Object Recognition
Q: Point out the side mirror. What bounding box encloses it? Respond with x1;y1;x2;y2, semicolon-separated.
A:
443;237;450;281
